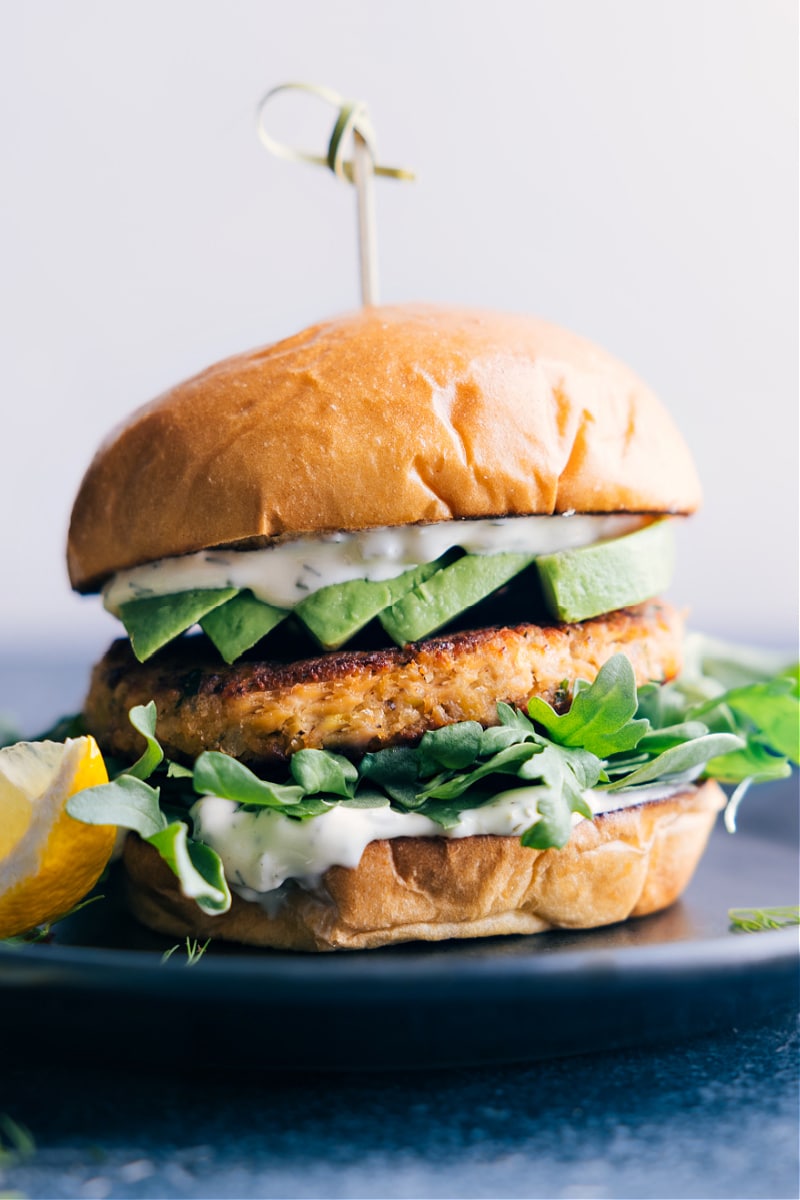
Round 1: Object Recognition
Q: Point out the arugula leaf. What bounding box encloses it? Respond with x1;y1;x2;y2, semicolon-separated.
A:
705;737;793;786
418;722;484;774
125;702;164;780
635;721;711;753
635;681;695;732
522;741;602;796
478;723;534;756
283;796;336;819
693;680;799;764
146;822;230;914
66;774;168;838
495;702;537;736
289;749;357;798
167;761;194;779
415;790;499;830
193;751;305;809
360;746;422;808
339;791;391;810
527;655;649;757
603;732;744;791
519;742;596;848
417;742;542;801
520;789;573;849
510;745;596;850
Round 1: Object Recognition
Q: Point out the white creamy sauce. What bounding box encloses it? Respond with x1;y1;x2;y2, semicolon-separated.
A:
190;780;693;904
103;513;648;614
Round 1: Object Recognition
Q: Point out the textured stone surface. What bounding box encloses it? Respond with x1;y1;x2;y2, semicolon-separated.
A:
0;1011;797;1199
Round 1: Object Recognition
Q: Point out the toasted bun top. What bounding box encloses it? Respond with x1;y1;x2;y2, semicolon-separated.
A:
68;305;701;591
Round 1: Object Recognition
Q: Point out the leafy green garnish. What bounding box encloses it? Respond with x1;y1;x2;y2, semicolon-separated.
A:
146;822;230;914
728;906;800;933
692;679;800;764
67;774;167;837
126;702;165;780
193;752;305;809
603;732;743;791
527;654;649;757
289;749;357;798
360;746;422;808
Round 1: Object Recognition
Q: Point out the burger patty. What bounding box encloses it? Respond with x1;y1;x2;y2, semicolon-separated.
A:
84;602;683;770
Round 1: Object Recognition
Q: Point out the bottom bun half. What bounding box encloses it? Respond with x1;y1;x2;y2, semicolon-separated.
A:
122;781;725;951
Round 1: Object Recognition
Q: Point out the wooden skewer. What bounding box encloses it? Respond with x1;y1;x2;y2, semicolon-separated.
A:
352;129;379;307
257;83;414;310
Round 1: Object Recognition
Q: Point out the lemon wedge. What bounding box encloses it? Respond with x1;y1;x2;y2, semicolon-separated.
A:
0;736;115;939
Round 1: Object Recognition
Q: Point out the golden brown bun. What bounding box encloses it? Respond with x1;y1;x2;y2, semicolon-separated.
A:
68;305;701;591
122;781;724;952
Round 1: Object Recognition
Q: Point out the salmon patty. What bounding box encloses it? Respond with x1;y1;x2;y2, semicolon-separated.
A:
84;602;683;769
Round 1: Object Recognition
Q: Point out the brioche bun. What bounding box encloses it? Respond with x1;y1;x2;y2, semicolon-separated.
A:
122;782;725;951
67;305;701;592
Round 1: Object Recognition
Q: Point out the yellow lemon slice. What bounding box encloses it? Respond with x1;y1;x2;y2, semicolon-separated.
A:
0;736;115;939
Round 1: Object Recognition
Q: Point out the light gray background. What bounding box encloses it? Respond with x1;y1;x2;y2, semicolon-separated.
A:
1;0;797;657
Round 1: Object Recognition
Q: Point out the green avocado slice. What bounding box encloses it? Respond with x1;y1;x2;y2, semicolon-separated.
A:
119;588;238;662
379;551;538;646
295;557;453;650
535;519;675;623
200;591;289;663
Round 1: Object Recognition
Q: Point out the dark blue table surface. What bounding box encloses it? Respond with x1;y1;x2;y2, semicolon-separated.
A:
0;655;797;1200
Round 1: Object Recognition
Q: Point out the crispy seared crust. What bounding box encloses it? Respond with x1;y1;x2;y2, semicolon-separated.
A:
122;782;725;951
84;602;683;767
68;305;701;590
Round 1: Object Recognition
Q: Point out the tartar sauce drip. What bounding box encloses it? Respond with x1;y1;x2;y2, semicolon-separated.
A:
104;514;648;613
190;781;692;902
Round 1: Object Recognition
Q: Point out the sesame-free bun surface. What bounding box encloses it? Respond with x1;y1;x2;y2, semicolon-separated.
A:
122;781;724;951
68;305;702;591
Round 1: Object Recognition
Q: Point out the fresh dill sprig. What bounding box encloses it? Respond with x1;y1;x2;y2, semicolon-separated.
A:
728;906;800;933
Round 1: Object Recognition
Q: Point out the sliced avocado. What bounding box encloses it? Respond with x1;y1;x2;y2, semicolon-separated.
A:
535;519;675;624
379;552;537;646
119;588;238;662
295;558;452;650
200;590;289;663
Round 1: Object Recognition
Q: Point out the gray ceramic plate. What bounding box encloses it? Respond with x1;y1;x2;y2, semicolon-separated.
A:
1;781;796;1072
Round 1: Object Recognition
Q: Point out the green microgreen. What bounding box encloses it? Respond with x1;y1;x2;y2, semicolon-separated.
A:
161;937;211;965
728;906;800;933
